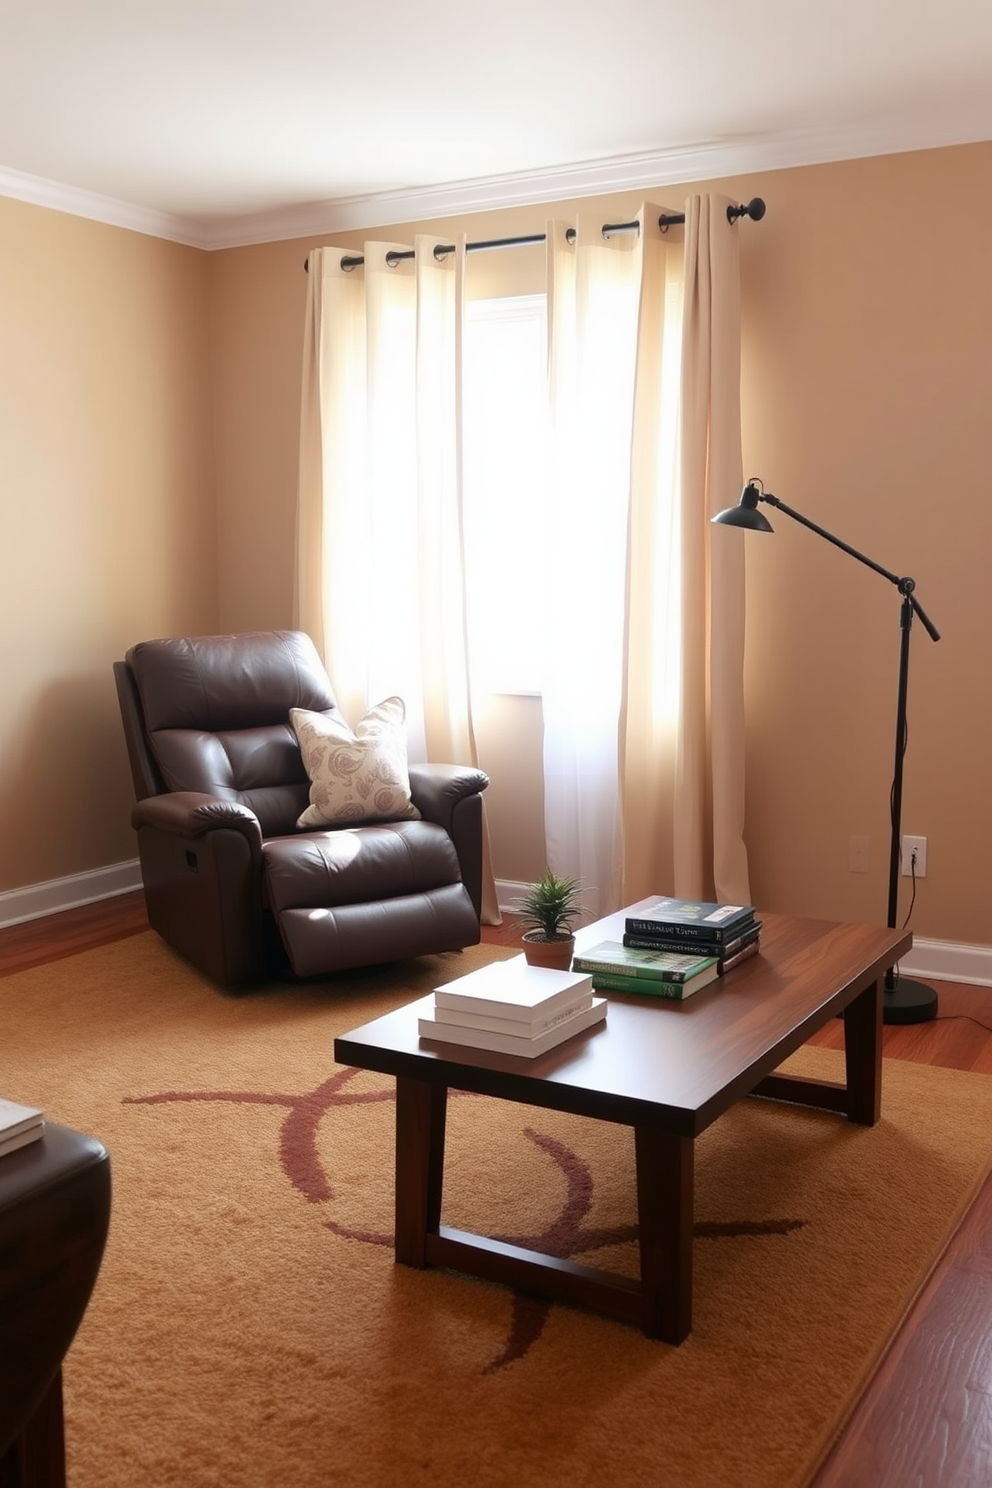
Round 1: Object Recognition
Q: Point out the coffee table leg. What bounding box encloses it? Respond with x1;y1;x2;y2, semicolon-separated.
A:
843;976;883;1126
394;1076;447;1267
635;1126;694;1343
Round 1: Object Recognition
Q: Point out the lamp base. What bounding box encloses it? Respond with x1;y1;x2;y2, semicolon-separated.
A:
883;975;938;1025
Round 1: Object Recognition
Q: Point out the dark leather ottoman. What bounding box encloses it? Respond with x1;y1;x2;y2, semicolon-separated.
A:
0;1125;111;1488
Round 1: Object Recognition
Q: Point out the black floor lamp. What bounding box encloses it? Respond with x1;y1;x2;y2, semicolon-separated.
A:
712;479;941;1025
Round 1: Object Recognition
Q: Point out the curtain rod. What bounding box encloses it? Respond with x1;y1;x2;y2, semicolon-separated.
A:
304;197;765;272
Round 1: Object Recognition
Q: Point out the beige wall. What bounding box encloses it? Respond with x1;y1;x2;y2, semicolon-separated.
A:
735;147;991;943
207;239;307;631
0;197;217;892
208;143;992;944
2;142;989;949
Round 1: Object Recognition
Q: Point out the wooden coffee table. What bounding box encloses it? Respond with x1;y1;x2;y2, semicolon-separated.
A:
333;904;911;1343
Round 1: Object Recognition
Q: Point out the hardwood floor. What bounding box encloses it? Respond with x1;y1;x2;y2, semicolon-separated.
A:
807;976;992;1488
3;893;991;1485
0;890;150;976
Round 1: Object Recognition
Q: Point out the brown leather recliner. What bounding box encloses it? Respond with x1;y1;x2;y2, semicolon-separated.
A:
114;630;489;990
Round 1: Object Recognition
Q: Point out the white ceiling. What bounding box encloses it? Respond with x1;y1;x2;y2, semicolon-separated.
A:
2;0;992;249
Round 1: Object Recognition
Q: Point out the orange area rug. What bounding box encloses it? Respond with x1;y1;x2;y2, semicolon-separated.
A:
2;932;991;1488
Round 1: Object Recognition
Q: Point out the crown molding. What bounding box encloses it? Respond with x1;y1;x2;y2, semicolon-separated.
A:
2;110;991;252
210;112;991;250
0;163;213;247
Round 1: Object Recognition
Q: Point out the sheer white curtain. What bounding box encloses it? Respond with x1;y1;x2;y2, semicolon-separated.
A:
545;196;750;917
673;196;750;904
297;238;500;921
543;210;651;919
299;196;750;927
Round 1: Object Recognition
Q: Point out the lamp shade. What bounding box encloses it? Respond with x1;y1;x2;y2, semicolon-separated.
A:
711;482;774;531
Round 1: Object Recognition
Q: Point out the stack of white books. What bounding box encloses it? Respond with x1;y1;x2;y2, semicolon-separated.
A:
0;1096;45;1158
418;960;606;1057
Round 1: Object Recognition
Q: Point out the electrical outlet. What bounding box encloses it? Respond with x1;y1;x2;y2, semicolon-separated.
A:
849;836;869;873
901;835;927;877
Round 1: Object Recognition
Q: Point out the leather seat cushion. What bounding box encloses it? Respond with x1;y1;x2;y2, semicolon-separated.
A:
262;820;462;915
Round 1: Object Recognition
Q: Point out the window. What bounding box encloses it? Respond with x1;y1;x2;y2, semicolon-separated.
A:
461;280;682;722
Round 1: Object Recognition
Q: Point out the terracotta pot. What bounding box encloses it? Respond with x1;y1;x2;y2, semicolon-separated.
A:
521;931;576;972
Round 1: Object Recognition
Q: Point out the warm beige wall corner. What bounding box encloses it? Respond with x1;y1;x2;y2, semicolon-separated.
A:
207;240;311;630
0;198;217;894
209;143;992;943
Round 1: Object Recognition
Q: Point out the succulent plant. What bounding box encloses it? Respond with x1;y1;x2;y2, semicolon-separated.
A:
512;870;584;941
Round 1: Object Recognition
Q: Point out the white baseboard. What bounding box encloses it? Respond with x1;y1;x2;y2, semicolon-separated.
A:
1;869;988;988
495;880;992;987
496;879;531;912
897;937;992;987
0;860;143;929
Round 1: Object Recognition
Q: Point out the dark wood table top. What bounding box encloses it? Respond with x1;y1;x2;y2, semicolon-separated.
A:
334;904;912;1137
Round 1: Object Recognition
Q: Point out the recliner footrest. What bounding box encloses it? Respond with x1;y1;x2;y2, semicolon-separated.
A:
277;885;480;977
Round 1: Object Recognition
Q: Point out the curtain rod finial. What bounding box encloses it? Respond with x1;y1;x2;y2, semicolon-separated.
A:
728;197;766;224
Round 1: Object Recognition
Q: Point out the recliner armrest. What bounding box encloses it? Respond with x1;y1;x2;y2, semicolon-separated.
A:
408;764;488;832
408;765;489;920
132;792;263;847
130;792;267;988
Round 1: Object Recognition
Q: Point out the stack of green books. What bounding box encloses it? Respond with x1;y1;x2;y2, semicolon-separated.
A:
570;940;720;1001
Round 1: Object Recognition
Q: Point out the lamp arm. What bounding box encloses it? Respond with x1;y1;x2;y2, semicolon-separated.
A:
762;493;901;585
762;493;941;643
906;590;941;644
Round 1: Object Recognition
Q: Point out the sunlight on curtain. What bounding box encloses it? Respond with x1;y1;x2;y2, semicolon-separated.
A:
299;198;750;925
461;296;548;695
544;198;750;915
362;245;426;755
414;242;476;764
545;208;692;919
296;237;499;921
618;213;686;905
297;248;367;721
675;197;750;905
299;239;473;763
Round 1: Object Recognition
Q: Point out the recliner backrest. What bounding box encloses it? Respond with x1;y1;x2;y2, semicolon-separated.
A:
122;631;339;837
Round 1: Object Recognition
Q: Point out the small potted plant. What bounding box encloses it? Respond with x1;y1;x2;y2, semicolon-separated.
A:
512;870;585;971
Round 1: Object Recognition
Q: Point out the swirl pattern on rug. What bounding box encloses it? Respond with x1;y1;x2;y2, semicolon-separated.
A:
125;1068;806;1373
